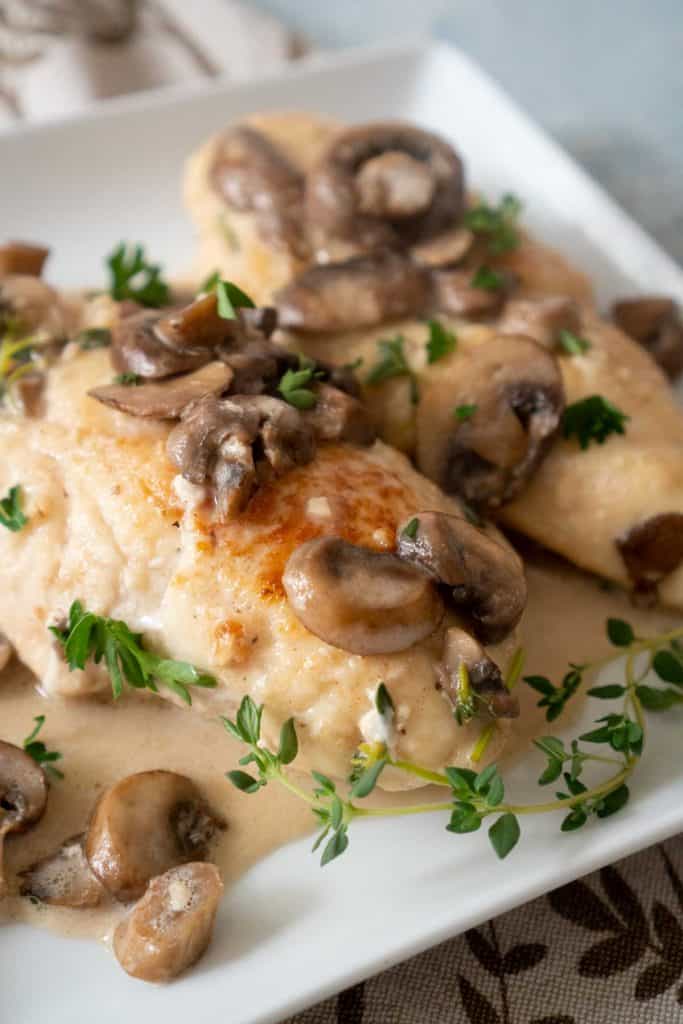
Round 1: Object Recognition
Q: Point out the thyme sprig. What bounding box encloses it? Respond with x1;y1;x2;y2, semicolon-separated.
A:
225;619;683;864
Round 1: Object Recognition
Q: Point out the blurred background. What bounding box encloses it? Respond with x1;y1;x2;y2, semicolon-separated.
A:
0;0;680;260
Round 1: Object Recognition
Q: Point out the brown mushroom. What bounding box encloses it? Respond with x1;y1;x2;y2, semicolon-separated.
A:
89;361;234;418
0;275;69;339
304;383;376;445
110;309;208;380
396;512;526;644
616;514;683;592
0;740;48;896
217;338;292;394
211;124;307;257
232;394;315;474
283;536;444;654
431;267;509;318
436;627;519;719
498;295;582;348
114;862;224;983
416;335;565;511
85;771;219;902
612;296;683;379
275;249;430;333
411;226;474;268
305;122;465;257
20;834;105;908
13;372;45;417
0;241;49;278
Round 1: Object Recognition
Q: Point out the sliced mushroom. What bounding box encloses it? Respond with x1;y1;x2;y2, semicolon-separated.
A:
612;296;683;379
0;633;12;672
498;295;582;348
431;268;509;318
306;122;465;257
211;124;307;257
616;514;683;591
216;338;292;394
89;361;234;418
111;309;208;379
396;512;526;644
0;276;69;339
114;862;224;983
304;383;376;445
416;335;565;510
283;536;444;654
436;627;519;719
85;771;219;902
0;241;49;278
232;395;315;475
275;250;430;333
0;740;48;896
411;226;474;268
155;292;238;354
20;834;105;908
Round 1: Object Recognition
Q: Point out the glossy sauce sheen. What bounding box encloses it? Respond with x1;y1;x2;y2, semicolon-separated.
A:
0;553;677;945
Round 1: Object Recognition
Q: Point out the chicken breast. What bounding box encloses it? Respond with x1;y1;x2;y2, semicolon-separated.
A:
0;344;520;788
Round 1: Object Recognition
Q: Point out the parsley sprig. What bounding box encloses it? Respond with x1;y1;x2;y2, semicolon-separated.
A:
562;395;629;449
225;620;683;865
23;716;63;781
470;265;504;291
107;243;170;308
426;319;457;364
558;329;591;356
464;193;522;253
50;600;217;705
278;355;324;410
366;335;419;404
0;484;28;532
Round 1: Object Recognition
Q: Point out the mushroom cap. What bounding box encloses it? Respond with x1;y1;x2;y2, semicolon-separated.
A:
416;334;565;511
612;296;683;379
114;862;224;983
431;267;508;319
396;511;526;644
0;275;68;338
20;834;105;908
437;627;519;719
304;383;376;445
305;121;465;257
283;536;444;655
89;361;234;419
616;513;683;588
0;241;49;278
498;295;582;348
275;249;430;333
111;309;208;380
0;740;48;837
85;770;219;902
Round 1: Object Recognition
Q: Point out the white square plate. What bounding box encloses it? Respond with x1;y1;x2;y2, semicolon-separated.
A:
2;41;682;1024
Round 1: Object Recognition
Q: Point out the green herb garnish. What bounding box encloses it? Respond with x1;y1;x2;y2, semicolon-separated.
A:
562;395;629;449
112;373;141;387
0;484;28;532
50;600;217;705
401;517;420;539
426;319;457;364
366;335;419;404
199;270;221;295
225;619;683;864
75;327;111;350
278;355;323;410
464;193;522;253
23;716;63;781
454;403;478;421
470;266;504;291
106;243;170;308
558;329;591;356
215;279;255;320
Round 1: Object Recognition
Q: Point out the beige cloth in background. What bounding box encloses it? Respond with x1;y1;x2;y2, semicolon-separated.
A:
2;5;682;1021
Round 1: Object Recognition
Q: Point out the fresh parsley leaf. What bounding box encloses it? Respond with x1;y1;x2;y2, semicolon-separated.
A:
470;266;504;291
402;517;420;540
112;372;141;387
558;329;591;355
366;335;419;404
453;403;478;421
75;328;111;350
562;395;629;449
463;193;522;253
215;279;255;320
278;355;322;410
106;243;170;308
50;600;216;705
23;715;63;781
199;270;221;294
0;484;28;532
426;319;456;364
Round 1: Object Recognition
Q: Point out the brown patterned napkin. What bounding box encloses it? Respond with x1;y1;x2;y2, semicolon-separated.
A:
287;838;683;1023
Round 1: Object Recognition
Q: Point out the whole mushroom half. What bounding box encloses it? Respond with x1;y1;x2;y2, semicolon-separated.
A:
85;771;220;902
20;834;105;908
114;862;224;983
0;740;48;896
437;626;519;720
612;296;683;380
616;513;683;594
283;536;444;655
305;122;465;260
396;512;527;645
416;335;565;511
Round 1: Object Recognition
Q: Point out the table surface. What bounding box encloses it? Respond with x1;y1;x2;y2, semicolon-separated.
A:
255;0;683;265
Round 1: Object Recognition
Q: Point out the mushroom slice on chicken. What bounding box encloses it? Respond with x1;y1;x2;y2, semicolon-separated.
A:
0;241;49;278
20;834;105;908
283;536;444;655
89;362;234;419
498;295;582;349
416;335;565;511
275;250;430;333
304;383;375;445
0;740;48;896
305;122;465;259
110;309;209;379
437;627;519;720
431;267;510;319
612;296;683;379
85;771;219;902
396;512;527;644
616;514;683;593
114;862;224;983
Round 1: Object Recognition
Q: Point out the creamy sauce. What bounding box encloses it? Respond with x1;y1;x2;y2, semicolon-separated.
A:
0;551;679;952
